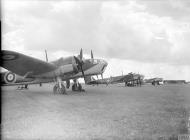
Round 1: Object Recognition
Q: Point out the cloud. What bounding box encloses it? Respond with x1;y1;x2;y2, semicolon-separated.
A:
104;58;190;80
2;0;190;80
3;0;190;64
138;0;190;21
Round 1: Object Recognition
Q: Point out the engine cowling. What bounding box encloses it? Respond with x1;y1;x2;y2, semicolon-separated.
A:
4;72;16;84
54;63;78;76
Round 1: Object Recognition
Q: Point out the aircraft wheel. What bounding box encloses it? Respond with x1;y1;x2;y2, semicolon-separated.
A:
54;84;66;94
61;84;66;94
53;85;58;94
60;86;66;94
72;84;77;91
57;88;62;94
72;84;74;91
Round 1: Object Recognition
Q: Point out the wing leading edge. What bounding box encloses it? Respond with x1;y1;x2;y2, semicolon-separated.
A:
1;50;57;77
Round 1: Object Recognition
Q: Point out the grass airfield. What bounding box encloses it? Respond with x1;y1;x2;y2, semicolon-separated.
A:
1;83;190;140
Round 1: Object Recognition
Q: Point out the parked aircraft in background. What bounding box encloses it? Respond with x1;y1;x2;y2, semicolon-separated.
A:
86;72;144;87
144;78;163;85
163;80;186;84
1;49;108;94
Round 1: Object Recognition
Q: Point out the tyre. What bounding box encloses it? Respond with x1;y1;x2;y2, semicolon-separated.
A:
53;85;58;94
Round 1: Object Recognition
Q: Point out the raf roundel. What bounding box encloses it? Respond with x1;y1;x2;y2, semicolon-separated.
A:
4;72;16;83
2;54;18;61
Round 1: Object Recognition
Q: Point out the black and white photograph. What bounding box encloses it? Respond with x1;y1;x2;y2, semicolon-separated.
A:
1;0;190;139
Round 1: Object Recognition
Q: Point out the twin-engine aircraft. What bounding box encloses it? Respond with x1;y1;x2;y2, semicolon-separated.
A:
144;78;163;85
86;72;144;87
1;49;108;94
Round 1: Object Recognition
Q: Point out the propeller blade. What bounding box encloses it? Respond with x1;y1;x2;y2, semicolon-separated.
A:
91;50;94;59
80;48;83;60
74;56;85;79
91;50;94;63
81;65;85;78
45;50;48;62
101;74;103;80
74;49;86;83
74;56;81;65
74;56;81;70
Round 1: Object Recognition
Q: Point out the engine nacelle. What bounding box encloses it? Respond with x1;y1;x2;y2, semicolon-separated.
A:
54;64;78;76
4;72;16;84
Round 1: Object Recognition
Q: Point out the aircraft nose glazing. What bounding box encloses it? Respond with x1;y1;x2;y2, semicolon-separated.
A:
104;60;108;67
99;59;108;73
101;60;108;67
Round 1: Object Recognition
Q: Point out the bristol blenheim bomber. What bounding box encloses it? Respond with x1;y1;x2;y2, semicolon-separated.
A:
86;72;144;87
1;49;108;94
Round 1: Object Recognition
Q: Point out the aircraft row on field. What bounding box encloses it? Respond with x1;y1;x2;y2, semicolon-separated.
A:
2;49;185;94
144;78;164;85
86;72;144;86
1;49;108;94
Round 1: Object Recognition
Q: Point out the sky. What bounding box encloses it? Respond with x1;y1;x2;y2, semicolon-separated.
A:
2;0;190;81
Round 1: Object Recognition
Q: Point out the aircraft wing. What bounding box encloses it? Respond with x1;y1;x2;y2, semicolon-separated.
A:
2;81;37;86
110;75;126;83
1;50;57;77
120;74;135;82
1;78;54;86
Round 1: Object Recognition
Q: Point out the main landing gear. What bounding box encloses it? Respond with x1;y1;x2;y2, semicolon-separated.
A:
53;77;66;94
53;78;85;94
72;79;85;92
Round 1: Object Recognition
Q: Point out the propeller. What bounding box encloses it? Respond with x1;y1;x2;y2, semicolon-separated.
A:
101;73;103;80
73;49;97;84
79;48;83;60
45;50;48;62
74;48;85;78
91;50;94;63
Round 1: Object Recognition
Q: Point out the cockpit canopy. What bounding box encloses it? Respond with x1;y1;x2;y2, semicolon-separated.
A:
88;59;99;64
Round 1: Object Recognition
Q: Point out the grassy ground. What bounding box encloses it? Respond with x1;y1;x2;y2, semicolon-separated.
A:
1;84;190;140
